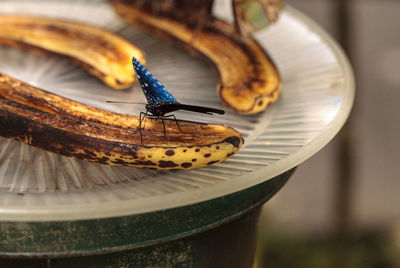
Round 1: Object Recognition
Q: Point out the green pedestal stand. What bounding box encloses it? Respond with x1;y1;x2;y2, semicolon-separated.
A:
0;169;294;268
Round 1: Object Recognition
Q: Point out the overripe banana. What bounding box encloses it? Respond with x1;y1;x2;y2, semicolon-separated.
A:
0;15;145;89
110;0;281;114
0;74;243;170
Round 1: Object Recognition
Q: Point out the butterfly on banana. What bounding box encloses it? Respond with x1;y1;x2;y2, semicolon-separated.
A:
108;57;225;141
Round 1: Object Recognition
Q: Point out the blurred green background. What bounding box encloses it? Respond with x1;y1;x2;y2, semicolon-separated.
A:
254;0;400;267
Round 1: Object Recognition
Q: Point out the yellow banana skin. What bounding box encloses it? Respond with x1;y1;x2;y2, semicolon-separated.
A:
0;15;145;90
0;74;243;170
110;0;281;114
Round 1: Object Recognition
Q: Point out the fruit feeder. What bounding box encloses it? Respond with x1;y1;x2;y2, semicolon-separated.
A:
0;0;354;267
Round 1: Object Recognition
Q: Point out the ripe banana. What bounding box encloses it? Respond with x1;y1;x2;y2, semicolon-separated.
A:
0;74;243;170
0;15;145;89
110;0;281;114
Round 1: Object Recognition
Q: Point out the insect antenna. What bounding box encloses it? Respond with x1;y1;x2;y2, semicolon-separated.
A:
106;101;145;105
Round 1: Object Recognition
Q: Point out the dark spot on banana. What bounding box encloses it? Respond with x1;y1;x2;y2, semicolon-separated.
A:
225;136;242;148
98;157;110;164
195;149;200;152
183;149;187;152
165;150;175;156
204;153;211;158
226;152;234;157
84;149;96;157
258;100;264;106
158;160;179;168
192;158;197;162
60;145;75;155
73;153;92;160
112;159;128;165
207;160;219;165
216;146;220;150
181;162;192;168
135;160;157;166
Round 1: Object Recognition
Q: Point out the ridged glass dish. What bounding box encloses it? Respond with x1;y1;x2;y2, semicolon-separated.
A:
0;0;354;221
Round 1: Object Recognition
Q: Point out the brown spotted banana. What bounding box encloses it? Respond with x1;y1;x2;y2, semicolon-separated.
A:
110;0;282;114
0;15;145;89
0;74;243;170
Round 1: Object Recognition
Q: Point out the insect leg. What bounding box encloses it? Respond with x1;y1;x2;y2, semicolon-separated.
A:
171;114;183;133
139;111;155;142
139;112;146;143
163;114;183;133
158;116;167;137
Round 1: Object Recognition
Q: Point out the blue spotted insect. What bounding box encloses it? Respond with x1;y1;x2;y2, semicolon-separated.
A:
109;57;225;140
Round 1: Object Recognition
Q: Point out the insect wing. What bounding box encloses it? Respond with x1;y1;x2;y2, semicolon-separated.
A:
132;57;178;104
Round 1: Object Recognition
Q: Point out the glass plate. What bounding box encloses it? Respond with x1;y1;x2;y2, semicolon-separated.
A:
0;0;354;221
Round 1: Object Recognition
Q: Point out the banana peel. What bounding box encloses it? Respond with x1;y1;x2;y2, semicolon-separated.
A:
0;74;243;170
0;15;145;89
110;0;281;114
